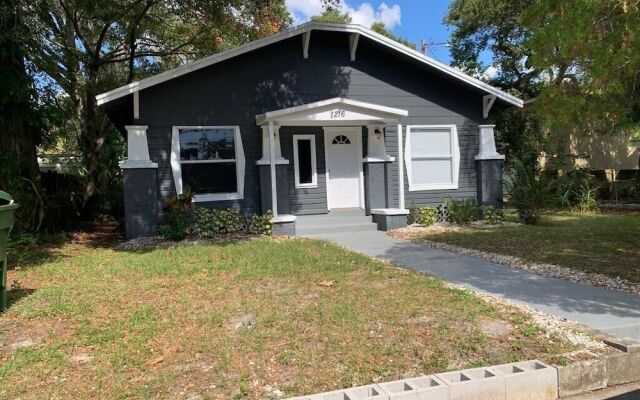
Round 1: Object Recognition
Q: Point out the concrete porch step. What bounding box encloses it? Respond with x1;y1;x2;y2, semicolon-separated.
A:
296;221;378;236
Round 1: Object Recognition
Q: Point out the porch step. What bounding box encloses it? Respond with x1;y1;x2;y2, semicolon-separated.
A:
296;221;379;236
295;211;379;236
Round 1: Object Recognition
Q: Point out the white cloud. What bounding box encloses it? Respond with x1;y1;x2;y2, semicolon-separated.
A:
482;65;500;80
286;0;401;29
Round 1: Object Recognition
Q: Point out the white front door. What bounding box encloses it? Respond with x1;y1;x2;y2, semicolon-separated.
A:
324;127;362;209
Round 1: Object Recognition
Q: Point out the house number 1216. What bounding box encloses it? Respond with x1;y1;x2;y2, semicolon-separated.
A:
330;109;346;118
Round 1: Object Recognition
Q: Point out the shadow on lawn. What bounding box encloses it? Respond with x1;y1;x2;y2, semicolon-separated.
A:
8;220;123;271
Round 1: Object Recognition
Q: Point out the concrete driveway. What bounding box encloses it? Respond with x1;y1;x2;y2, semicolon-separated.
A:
299;221;640;339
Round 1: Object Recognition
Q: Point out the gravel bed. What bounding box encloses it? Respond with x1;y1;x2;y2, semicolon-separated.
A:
388;224;640;296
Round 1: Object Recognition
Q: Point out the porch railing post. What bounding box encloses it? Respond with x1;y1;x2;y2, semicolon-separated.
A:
397;124;405;210
268;121;278;217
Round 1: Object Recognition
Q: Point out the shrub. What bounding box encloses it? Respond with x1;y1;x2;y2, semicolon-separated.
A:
193;208;245;238
408;206;437;226
160;188;193;241
447;198;480;224
505;162;553;225
555;170;599;212
247;211;274;235
482;205;504;225
160;209;189;241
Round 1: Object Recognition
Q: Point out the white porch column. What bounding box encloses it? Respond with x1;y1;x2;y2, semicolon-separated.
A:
268;121;278;217
257;125;287;164
121;125;157;169
397;124;405;209
364;125;394;162
475;125;505;160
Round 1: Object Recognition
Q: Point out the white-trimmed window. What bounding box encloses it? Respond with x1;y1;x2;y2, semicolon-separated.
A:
170;126;245;202
293;134;317;188
404;125;460;191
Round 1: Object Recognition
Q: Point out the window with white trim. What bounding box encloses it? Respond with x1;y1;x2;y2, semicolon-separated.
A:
293;134;317;188
170;126;245;202
405;125;460;191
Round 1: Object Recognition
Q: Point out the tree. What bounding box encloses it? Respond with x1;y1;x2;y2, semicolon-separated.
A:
446;0;546;167
523;0;640;132
29;0;290;218
0;0;45;232
311;8;352;24
370;21;415;49
446;0;537;98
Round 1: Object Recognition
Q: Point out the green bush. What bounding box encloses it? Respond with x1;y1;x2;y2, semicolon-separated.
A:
482;205;504;225
160;209;189;241
247;211;274;235
447;198;480;224
193;208;245;238
555;170;599;212
160;188;193;241
505;162;553;225
408;206;437;226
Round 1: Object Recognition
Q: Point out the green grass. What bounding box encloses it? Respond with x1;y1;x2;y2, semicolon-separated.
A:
0;234;577;399
415;212;640;283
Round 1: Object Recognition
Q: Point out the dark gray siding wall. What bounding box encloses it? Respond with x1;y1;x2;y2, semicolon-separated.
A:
279;126;328;215
137;30;485;216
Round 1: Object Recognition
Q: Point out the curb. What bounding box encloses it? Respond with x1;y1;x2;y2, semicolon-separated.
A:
285;338;640;400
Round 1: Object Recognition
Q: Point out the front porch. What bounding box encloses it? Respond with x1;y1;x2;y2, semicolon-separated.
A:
254;97;411;235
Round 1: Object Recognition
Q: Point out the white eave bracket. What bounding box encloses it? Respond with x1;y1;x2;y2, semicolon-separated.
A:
302;31;311;59
483;94;497;119
349;33;360;61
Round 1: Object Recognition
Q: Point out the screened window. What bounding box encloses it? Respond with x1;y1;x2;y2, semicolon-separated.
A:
293;135;317;188
405;125;460;191
171;126;245;202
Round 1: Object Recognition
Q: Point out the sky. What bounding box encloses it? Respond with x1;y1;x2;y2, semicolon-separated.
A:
285;0;462;65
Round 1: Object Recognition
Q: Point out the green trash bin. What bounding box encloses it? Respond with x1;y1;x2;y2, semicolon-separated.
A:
0;191;19;312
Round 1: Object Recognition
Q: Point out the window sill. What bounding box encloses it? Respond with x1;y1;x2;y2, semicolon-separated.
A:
408;184;459;192
295;184;318;189
192;193;243;202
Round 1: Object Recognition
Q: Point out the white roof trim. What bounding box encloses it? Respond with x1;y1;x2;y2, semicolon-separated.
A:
255;97;408;125
96;22;523;108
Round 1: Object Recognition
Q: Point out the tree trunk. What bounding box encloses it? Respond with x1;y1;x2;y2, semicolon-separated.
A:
78;69;106;220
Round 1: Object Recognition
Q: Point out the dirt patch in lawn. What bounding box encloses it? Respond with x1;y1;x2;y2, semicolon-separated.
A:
0;228;597;399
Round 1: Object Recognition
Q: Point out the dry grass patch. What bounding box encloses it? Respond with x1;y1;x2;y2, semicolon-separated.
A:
1;234;581;399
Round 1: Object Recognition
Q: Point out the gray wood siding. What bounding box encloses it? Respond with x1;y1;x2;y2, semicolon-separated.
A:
137;30;485;215
279;127;328;215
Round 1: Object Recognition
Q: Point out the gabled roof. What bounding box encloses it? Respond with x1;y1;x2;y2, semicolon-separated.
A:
255;97;408;126
96;22;523;108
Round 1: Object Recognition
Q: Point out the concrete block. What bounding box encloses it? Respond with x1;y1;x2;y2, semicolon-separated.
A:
436;367;505;400
604;337;640;353
607;351;640;386
379;379;418;400
556;354;607;398
494;360;557;400
405;376;449;400
345;384;388;400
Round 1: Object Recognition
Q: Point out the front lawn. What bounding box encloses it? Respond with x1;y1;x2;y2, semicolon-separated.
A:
406;212;640;283
1;232;577;399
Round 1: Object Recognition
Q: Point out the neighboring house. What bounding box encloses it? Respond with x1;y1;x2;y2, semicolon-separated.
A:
97;22;523;238
540;131;640;182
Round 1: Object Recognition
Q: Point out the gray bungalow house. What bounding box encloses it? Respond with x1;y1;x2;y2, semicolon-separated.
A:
96;22;523;238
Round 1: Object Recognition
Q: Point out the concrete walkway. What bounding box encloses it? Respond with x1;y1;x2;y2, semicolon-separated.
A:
297;214;640;339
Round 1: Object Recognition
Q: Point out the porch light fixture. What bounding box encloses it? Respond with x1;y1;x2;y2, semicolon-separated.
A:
374;128;383;140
